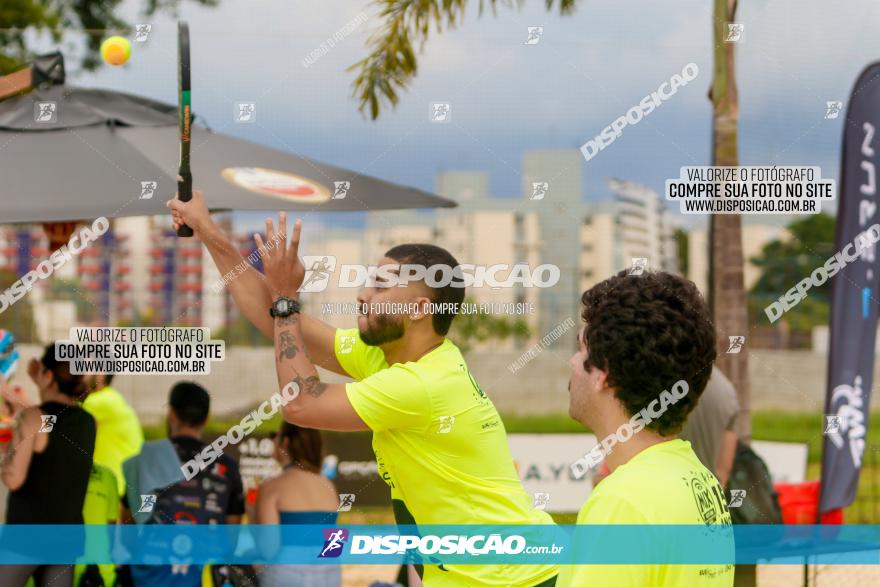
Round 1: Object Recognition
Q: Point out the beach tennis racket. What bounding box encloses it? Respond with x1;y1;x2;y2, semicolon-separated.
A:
177;21;193;237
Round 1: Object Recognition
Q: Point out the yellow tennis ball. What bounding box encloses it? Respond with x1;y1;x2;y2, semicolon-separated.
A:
100;36;131;66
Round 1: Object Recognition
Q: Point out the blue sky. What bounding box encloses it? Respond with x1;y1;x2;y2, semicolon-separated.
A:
57;0;880;231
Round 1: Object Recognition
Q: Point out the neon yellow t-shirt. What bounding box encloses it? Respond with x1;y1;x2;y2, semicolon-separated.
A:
83;385;144;496
557;439;734;587
336;328;558;587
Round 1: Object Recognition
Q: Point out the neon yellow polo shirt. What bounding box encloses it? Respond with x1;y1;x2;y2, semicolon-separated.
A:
335;328;558;587
83;385;144;496
557;439;734;587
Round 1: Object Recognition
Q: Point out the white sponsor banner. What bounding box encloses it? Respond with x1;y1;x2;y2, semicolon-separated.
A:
508;434;807;512
509;434;596;512
751;440;808;484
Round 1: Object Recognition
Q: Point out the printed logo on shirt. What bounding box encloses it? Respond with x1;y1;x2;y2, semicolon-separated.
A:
685;469;732;527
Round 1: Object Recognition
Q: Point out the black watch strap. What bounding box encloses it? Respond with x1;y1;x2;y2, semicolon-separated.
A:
270;296;300;318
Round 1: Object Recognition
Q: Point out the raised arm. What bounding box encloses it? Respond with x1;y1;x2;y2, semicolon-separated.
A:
257;214;368;432
167;192;345;374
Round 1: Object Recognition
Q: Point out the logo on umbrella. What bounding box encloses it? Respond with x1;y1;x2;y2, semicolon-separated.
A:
222;167;331;203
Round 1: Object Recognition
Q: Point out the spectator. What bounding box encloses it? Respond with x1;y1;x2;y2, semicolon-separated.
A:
0;343;96;587
680;366;741;488
119;381;245;587
83;373;144;496
255;423;340;587
594;367;740;490
558;271;732;586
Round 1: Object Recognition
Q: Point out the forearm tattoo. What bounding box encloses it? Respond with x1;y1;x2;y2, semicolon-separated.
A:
278;331;299;360
277;313;298;326
293;374;328;398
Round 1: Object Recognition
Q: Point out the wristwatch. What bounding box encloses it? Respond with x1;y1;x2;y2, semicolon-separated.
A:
269;297;301;318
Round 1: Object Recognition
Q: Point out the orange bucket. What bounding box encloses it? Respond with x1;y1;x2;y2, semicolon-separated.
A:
774;481;844;524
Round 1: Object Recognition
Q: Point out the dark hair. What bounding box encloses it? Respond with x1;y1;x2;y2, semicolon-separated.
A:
40;343;87;398
103;373;115;386
276;422;324;473
168;381;210;427
384;243;465;336
580;270;717;435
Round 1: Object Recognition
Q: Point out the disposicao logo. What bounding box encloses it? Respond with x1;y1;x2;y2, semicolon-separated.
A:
319;529;348;558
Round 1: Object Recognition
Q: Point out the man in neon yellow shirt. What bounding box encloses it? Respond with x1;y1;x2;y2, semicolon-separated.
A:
83;374;144;496
558;270;733;586
168;196;558;587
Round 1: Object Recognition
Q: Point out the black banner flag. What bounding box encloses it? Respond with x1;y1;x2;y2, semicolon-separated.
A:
820;62;880;513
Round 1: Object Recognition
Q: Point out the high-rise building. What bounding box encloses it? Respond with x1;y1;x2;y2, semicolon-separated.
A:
688;221;789;296
0;223;135;336
524;150;584;340
606;178;679;275
147;219;203;326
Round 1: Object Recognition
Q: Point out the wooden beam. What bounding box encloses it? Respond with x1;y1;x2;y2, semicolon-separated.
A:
0;66;33;101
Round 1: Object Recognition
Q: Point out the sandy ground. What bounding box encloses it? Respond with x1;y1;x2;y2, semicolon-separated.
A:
757;564;880;586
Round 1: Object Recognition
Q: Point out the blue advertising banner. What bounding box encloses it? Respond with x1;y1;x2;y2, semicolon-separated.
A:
1;525;880;565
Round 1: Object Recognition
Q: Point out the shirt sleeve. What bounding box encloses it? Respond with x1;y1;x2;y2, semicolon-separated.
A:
345;363;431;432
334;328;388;381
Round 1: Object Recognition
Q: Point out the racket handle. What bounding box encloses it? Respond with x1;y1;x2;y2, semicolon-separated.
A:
177;171;194;237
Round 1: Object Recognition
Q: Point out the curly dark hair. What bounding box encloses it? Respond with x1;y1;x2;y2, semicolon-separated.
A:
580;270;717;436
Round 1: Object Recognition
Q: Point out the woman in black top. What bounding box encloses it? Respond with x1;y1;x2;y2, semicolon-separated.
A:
0;343;96;587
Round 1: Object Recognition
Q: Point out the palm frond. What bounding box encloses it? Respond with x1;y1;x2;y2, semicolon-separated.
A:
353;0;572;119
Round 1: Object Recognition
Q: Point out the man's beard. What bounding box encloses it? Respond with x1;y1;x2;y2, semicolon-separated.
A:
360;312;405;346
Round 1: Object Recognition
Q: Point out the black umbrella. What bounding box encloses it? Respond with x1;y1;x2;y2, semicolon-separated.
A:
0;62;455;225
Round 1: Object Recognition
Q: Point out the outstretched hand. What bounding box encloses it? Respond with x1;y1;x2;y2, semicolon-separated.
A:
256;212;305;298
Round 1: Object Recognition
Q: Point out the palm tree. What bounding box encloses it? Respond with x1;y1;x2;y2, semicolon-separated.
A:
351;0;750;441
708;0;750;442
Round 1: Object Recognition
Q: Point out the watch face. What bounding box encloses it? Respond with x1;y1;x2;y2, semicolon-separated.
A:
276;299;289;313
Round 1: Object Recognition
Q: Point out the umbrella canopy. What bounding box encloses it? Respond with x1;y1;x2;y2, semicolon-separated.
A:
0;85;455;224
